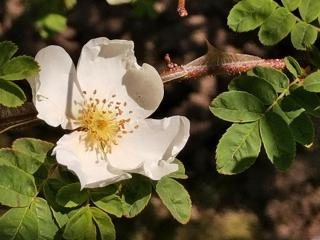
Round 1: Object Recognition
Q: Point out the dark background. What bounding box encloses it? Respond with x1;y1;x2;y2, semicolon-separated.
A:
1;0;320;239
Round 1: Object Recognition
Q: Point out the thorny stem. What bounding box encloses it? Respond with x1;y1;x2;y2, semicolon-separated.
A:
0;118;39;135
177;0;188;17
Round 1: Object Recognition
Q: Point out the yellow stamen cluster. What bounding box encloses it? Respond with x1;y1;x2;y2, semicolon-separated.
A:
75;90;138;153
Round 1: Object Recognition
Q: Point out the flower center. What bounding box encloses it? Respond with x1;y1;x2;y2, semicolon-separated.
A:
75;90;137;153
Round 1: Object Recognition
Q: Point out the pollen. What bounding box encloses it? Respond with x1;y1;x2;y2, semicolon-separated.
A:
75;90;137;153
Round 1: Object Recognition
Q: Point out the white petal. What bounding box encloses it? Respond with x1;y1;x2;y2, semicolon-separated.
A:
53;131;131;189
77;37;163;119
107;116;190;180
27;46;82;129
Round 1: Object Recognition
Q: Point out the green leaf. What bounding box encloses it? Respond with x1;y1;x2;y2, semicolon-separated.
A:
0;41;18;67
227;0;275;32
209;91;265;122
30;198;59;240
36;13;67;38
290;112;314;147
281;0;301;11
12;138;53;159
0;79;26;107
0;165;36;207
260;112;295;170
56;182;89;208
299;0;320;23
228;75;277;105
258;7;296;46
0;138;53;174
248;66;289;92
43;179;69;228
291;22;318;50
290;86;320;116
63;206;96;240
167;159;188;179
0;207;38;240
303;70;320;92
91;185;123;218
0;56;39;80
278;97;305;121
155;177;192;224
91;207;116;240
64;0;77;9
122;175;152;218
216;122;261;174
284;56;302;77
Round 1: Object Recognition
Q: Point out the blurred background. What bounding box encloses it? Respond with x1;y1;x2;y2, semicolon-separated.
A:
1;0;320;239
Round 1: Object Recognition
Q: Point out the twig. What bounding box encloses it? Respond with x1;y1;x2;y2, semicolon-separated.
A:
177;0;188;17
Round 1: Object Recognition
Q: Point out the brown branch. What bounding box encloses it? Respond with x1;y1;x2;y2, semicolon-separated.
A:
177;0;188;17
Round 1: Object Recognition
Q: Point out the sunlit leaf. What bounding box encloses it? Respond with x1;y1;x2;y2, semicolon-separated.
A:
91;207;116;240
299;0;320;23
0;165;36;207
209;91;265;122
216;122;261;174
258;7;296;46
303;70;320;92
0;41;18;67
227;0;275;32
291;22;318;50
0;79;26;107
155;177;192;224
0;56;39;80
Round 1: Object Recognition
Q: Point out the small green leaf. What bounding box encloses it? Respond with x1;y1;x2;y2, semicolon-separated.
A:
258;7;296;46
36;13;67;34
290;112;314;147
249;66;289;92
91;185;123;217
228;75;277;105
260;112;295;170
279;97;305;121
91;207;115;240
43;179;69;228
0;56;39;80
0;79;26;107
227;0;275;32
0;207;39;240
63;206;96;240
291;22;318;50
0;138;53;174
122;175;152;218
216;122;261;174
299;0;320;23
0;165;36;207
64;0;77;9
290;86;320;116
281;0;301;11
155;177;192;224
284;56;302;77
167;159;188;179
303;70;320;92
56;182;89;208
210;91;265;122
0;41;18;67
30;198;59;240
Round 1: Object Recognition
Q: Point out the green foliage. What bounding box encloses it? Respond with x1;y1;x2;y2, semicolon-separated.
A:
155;177;192;224
36;13;67;39
216;122;261;174
211;59;319;174
209;91;265;122
228;0;320;50
0;41;39;107
0;138;192;239
291;22;318;50
122;175;152;218
227;0;275;32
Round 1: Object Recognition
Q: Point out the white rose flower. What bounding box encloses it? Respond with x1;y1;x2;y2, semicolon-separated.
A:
27;37;190;189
